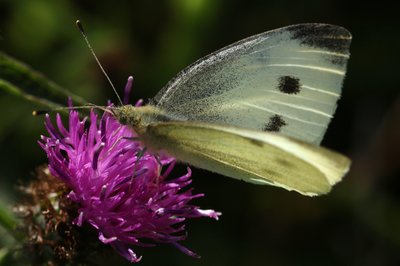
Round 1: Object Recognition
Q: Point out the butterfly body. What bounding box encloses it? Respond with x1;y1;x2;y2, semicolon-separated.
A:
113;105;169;134
112;23;352;196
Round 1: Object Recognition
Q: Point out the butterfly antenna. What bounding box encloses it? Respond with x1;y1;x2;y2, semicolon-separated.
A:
76;20;124;106
32;105;112;116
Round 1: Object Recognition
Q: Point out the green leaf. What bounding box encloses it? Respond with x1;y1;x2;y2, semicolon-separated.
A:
0;51;87;107
0;79;63;110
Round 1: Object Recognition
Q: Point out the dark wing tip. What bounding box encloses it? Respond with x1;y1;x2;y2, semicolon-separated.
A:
286;23;352;53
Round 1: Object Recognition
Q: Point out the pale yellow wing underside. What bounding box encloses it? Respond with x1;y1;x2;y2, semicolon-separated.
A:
143;121;351;196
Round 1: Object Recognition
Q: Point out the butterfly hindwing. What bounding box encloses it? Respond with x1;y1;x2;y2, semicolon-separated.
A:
152;24;351;145
143;121;351;196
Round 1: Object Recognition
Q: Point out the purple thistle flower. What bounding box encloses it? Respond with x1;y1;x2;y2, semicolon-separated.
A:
38;79;221;263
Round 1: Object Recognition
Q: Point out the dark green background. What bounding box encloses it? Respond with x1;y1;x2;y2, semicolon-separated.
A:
1;0;399;265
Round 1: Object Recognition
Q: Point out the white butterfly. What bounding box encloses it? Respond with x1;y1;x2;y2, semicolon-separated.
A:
112;23;352;196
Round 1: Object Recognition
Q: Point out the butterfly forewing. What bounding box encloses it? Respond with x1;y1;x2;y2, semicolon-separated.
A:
152;24;351;145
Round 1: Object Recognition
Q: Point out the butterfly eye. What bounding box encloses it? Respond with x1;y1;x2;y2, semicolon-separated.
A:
111;108;128;125
119;116;129;125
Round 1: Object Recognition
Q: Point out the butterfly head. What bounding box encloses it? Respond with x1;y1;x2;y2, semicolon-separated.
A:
111;105;140;126
111;105;165;134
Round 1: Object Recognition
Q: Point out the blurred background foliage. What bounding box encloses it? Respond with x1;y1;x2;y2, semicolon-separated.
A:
0;0;400;265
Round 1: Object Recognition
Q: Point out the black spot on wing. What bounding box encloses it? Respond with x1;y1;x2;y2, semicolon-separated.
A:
288;24;351;54
278;76;301;94
263;115;287;132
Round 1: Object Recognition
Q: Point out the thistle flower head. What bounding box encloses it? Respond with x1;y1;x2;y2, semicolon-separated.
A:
38;82;220;262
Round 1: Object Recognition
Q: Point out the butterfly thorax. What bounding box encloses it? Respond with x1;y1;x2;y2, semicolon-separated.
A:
112;105;172;134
